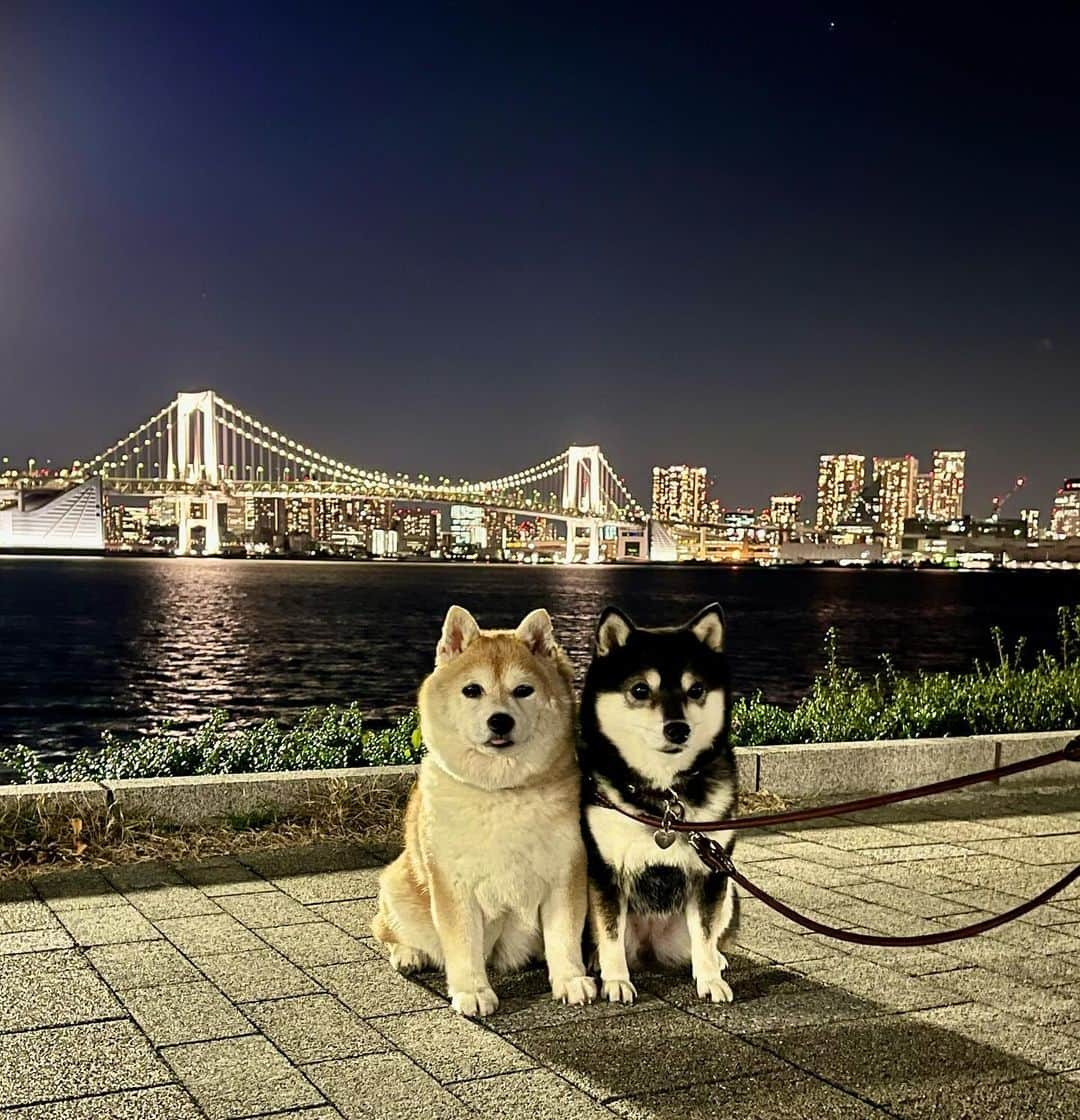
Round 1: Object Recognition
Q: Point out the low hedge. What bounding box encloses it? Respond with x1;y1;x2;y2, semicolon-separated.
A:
3;607;1079;785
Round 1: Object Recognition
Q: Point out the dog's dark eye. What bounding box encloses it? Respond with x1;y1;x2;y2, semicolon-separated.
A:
629;682;651;701
461;683;483;699
512;684;534;699
686;683;706;701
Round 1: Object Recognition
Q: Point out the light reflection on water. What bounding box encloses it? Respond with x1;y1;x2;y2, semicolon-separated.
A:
0;557;1076;760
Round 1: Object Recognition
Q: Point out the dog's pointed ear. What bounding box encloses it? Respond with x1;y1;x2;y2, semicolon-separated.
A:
515;608;557;657
687;603;725;652
596;606;634;656
436;605;480;666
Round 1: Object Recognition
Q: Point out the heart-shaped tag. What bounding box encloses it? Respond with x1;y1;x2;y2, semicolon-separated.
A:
653;829;676;850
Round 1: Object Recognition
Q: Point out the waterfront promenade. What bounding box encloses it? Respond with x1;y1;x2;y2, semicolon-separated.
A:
1;782;1079;1119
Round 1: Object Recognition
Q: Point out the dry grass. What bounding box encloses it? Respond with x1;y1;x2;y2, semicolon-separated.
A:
0;778;410;883
0;778;789;883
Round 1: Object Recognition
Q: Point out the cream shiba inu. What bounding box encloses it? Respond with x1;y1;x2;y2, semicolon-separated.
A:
372;605;596;1017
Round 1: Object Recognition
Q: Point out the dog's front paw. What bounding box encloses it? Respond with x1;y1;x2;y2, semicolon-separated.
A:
695;973;734;1003
451;988;499;1018
600;978;637;1004
389;945;426;975
551;975;597;1006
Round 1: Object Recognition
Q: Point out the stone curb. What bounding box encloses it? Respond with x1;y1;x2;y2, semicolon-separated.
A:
1;732;1074;826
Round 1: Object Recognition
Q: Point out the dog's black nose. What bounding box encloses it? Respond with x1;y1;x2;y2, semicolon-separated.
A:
663;720;691;745
487;712;515;737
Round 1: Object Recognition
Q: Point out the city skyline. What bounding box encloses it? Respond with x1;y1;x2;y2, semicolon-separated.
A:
3;6;1078;511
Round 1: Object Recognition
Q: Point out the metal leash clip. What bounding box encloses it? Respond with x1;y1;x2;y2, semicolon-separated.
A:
653;789;686;849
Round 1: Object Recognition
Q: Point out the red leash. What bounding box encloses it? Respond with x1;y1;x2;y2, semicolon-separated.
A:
588;737;1080;947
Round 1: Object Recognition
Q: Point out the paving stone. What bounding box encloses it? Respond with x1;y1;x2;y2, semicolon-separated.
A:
0;950;123;1032
245;995;390;1063
974;811;1080;837
451;1068;615;1119
477;963;660;1032
0;1021;171;1107
55;903;162;946
752;857;871;888
859;843;976;864
0;882;35;903
930;931;1080;987
195;948;320;1003
910;1001;1080;1074
964;834;1080;865
931;908;1080;955
310;900;377;937
0;1085;204;1119
833;880;973;918
877;818;1019;844
506;1003;781;1100
258;920;375;967
162;1036;324;1119
788;824;928;851
118;980;253;1046
33;870;123;911
104;863;187;891
735;918;842;963
891;1075;1080;1119
273;868;384;904
938;885;1080;927
87;940;203;990
652;967;887;1035
808;932;963;977
609;1068;894;1118
156;913;265;956
753;1011;1045;1107
0;929;74;955
305;1052;475;1120
240;843;375;879
215;891;319;928
310;958;445;1017
253;1111;345;1120
0;898;62;934
125;886;222;921
761;839;873;869
794;956;967;1013
928;966;1080;1026
374;1007;534;1082
176;858;274;896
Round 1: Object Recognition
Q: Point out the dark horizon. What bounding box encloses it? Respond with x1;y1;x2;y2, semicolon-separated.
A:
2;3;1078;515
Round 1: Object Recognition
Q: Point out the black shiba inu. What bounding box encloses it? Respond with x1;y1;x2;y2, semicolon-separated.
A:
579;603;738;1003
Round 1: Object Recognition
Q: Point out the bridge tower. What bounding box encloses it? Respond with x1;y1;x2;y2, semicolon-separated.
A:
176;494;226;556
563;445;604;515
173;391;221;484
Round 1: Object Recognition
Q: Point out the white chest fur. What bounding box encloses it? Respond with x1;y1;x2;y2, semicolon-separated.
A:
419;761;582;917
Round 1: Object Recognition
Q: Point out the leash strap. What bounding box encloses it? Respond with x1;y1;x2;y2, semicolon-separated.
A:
587;738;1080;946
689;832;1080;947
588;738;1080;833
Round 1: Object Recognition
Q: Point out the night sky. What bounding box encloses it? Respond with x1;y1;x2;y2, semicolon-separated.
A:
2;3;1078;515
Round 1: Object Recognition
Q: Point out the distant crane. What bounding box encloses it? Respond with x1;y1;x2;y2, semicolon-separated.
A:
989;476;1026;520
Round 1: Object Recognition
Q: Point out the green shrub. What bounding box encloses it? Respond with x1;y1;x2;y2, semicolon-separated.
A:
729;606;1080;747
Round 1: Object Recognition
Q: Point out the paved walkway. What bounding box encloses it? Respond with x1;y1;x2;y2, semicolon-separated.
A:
1;783;1079;1119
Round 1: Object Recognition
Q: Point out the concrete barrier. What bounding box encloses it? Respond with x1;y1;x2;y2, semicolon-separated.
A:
1;732;1073;827
104;765;417;827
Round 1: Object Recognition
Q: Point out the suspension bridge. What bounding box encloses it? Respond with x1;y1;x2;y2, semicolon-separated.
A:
8;391;657;560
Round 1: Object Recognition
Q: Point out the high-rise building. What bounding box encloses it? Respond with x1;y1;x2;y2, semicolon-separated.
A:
652;465;708;524
930;450;966;522
1020;508;1040;541
1050;479;1080;539
816;454;865;530
873;455;918;554
770;495;802;531
914;473;933;518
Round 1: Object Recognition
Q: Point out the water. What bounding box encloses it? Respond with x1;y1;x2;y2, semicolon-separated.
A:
1;557;1077;760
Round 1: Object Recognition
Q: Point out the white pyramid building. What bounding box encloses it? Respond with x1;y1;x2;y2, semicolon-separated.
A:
0;478;105;550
